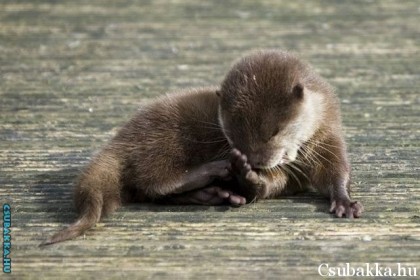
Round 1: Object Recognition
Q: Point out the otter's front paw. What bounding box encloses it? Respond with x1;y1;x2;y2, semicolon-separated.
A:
230;148;261;185
330;199;363;218
229;149;267;201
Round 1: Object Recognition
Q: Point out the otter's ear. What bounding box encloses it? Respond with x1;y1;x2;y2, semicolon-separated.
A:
293;83;304;99
216;90;222;97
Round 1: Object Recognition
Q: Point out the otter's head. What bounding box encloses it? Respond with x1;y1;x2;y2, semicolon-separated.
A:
218;50;320;170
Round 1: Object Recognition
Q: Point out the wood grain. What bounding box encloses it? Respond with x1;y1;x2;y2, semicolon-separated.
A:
1;0;419;279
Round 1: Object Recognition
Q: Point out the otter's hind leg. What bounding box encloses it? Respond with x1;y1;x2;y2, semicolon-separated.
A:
156;185;246;205
146;159;246;205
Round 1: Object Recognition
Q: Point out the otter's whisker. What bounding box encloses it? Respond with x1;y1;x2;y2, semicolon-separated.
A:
304;139;340;160
287;162;310;183
300;145;322;167
281;164;302;190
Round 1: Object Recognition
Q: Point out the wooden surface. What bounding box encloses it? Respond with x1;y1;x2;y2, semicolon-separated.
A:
1;0;419;279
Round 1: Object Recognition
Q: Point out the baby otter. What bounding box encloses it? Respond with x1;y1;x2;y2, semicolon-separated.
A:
42;50;363;245
219;51;363;216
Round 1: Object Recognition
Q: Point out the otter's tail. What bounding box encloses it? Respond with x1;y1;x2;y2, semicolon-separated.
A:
40;195;103;246
41;150;122;246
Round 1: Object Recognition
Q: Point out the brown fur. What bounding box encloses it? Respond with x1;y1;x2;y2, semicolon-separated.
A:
42;88;232;245
219;50;362;217
42;49;362;246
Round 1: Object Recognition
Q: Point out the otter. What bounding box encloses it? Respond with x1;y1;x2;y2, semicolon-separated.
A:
42;50;363;245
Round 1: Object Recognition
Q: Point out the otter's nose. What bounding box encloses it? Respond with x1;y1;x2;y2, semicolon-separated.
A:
249;152;272;168
248;154;264;168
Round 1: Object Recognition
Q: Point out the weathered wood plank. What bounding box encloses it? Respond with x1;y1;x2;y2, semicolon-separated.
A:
1;0;419;279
